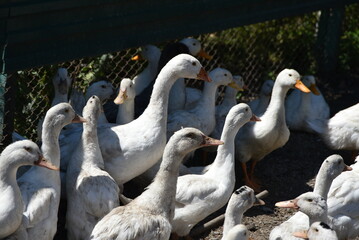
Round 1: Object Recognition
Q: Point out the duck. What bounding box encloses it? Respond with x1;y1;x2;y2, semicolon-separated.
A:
248;79;274;116
326;156;359;239
60;54;211;188
167;68;237;139
293;222;338;240
306;103;359;151
0;140;58;239
269;154;351;240
89;127;223;240
17;103;85;240
235;69;310;191
171;103;258;237
114;78;136;125
285;75;329;132
66;96;120;240
135;38;212;117
222;186;265;240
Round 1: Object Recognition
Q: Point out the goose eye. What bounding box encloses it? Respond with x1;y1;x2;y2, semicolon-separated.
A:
101;85;106;88
192;62;196;66
192;43;196;46
307;198;313;202
289;74;292;77
224;73;227;77
245;108;248;112
90;101;93;104
314;228;319;232
185;133;195;138
64;109;69;113
24;146;32;152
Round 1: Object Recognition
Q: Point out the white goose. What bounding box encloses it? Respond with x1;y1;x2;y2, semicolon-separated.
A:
248;79;274;116
235;69;310;191
326;156;359;239
285;75;329;132
0;140;57;239
66;96;120;240
89;128;223;240
61;54;211;187
269;154;351;240
17;103;85;240
167;68;236;139
171;103;257;237
114;78;136;125
222;186;265;240
294;222;338;240
306;103;359;151
132;45;161;96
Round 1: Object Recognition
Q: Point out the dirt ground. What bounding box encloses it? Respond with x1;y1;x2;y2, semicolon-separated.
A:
55;76;358;240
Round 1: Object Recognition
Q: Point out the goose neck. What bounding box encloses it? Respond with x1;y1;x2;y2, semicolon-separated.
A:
262;82;288;121
116;100;135;125
313;171;333;200
41;124;62;167
223;209;245;237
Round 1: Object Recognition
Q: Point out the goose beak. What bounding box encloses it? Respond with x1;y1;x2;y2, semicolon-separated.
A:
344;165;353;171
114;89;127;105
197;68;212;82
202;135;224;147
72;114;87;123
254;197;265;206
250;114;261;122
228;81;244;91
35;156;59;171
292;231;308;239
309;84;320;95
275;199;299;209
197;49;213;60
295;79;311;93
131;54;141;61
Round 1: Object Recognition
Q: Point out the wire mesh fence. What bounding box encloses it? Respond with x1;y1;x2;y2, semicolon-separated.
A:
2;3;358;148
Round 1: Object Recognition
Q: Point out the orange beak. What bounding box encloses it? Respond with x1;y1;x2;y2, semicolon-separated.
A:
228;81;244;91
34;156;59;171
114;89;128;105
202;135;224;147
309;84;320;95
250;114;261;122
131;55;141;61
197;68;212;82
295;79;311;93
275;199;299;209
72;115;87;123
197;49;213;60
344;165;353;171
292;231;309;239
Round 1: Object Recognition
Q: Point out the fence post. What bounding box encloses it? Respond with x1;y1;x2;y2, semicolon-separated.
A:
315;4;344;84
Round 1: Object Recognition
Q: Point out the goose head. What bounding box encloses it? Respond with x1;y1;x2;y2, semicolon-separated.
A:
276;69;310;93
166;54;211;82
2;140;58;170
169;127;223;157
208;68;234;87
85;80;115;103
227;104;261;127
53;68;72;95
179;37;212;60
44;103;86;130
132;45;161;62
319;154;352;181
261;79;275;96
229;186;265;212
293;222;338;240
83;95;102;124
275;192;327;221
114;78;136;105
302;75;320;95
226;224;250;240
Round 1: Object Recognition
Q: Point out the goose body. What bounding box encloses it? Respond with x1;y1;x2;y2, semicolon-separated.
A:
66;96;120;240
285;75;329;132
222;186;264;240
326;157;359;239
61;54;210;187
235;69;310;190
270;154;351;240
90;128;223;240
172;103;256;236
17;103;85;240
307;103;359;150
167;68;235;139
0;140;57;239
248;79;274;116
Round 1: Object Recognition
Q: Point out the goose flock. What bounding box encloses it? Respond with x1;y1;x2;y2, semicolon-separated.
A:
1;37;359;240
